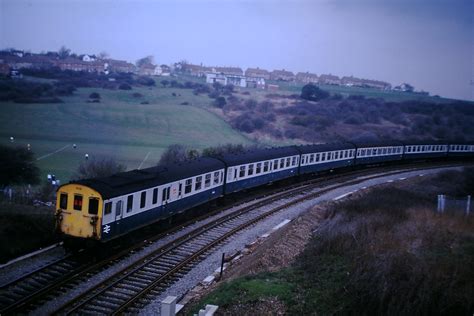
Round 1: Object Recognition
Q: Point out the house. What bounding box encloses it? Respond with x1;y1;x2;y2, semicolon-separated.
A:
81;54;96;62
206;72;227;85
296;72;319;84
226;75;247;88
212;66;244;76
159;64;171;76
319;74;340;85
182;63;211;77
245;67;270;80
138;63;156;76
360;79;391;90
270;69;295;81
341;76;362;87
246;77;266;89
105;59;136;73
55;58;105;72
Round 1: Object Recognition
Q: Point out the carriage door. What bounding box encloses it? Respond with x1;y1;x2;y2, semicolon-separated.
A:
114;200;123;234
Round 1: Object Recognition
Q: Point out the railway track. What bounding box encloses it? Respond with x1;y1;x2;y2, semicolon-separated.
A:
51;163;461;315
0;161;467;315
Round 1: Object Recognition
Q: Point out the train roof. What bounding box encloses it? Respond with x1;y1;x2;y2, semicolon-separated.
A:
296;142;355;154
214;146;300;166
351;140;404;148
403;140;450;145
69;157;225;199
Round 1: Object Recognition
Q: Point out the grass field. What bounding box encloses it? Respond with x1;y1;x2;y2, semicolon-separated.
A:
0;85;252;182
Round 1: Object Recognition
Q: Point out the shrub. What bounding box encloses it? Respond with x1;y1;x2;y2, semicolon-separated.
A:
132;92;143;98
213;96;227;108
119;83;132;90
89;92;101;99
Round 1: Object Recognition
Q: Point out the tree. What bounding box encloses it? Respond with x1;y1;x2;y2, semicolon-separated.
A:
157;144;198;165
98;51;109;60
0;145;40;186
202;144;245;158
58;45;71;59
213;96;227;108
300;83;330;101
160;79;169;87
136;55;154;68
73;158;126;180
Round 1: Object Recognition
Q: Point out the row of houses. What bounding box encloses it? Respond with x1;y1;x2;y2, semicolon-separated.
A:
0;51;171;76
180;63;392;90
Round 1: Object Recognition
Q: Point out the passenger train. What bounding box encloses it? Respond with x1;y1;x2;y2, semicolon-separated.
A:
55;140;474;245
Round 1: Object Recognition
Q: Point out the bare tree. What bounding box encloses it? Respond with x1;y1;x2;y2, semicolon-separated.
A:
58;45;71;59
73;158;126;180
157;144;199;166
98;51;109;60
136;55;154;68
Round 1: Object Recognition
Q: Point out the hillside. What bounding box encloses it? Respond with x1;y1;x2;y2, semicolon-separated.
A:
0;81;251;181
189;168;474;315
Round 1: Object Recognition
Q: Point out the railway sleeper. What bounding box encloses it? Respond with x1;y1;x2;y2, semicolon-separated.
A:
125;278;150;288
80;303;114;314
107;290;131;301
142;266;165;275
117;283;143;292
136;269;166;279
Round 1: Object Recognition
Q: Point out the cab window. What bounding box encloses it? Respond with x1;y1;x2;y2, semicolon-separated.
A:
88;198;99;215
73;194;83;211
59;193;68;209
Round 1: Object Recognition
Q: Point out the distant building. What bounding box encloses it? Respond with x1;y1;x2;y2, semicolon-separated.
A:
319;74;340;85
105;59;136;73
138;63;156;76
211;66;244;76
270;69;295;81
296;72;319;84
159;64;171;76
55;58;105;73
81;54;96;62
206;72;227;85
246;77;266;89
182;63;212;77
245;67;270;80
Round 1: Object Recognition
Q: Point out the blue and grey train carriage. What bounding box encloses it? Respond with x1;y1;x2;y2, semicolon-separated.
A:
297;143;356;174
403;140;449;160
56;157;226;242
447;142;474;158
217;147;301;194
353;141;404;165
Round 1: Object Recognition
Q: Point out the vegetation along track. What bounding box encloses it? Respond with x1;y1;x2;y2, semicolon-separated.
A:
51;162;466;315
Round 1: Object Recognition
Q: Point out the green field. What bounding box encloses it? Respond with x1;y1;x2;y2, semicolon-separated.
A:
0;85;252;182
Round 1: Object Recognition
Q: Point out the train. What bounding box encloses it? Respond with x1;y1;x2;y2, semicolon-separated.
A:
55;140;474;245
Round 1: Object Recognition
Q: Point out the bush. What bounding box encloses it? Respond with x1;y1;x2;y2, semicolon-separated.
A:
132;92;143;98
89;92;101;99
119;83;132;90
213;96;227;108
300;84;330;101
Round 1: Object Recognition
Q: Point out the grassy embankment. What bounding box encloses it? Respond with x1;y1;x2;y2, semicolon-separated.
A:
0;84;252;181
191;169;474;315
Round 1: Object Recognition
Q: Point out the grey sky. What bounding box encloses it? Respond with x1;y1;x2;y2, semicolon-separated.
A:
1;0;473;100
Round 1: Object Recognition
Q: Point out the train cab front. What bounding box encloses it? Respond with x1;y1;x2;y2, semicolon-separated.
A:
55;183;103;248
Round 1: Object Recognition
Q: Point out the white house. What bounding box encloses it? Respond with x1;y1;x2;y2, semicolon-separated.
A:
206;72;227;85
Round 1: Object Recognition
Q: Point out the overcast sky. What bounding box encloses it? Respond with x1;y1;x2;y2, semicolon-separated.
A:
1;0;473;100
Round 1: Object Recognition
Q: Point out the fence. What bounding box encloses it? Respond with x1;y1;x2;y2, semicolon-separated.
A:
437;194;471;216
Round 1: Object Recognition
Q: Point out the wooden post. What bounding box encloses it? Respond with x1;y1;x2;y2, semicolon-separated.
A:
219;252;225;280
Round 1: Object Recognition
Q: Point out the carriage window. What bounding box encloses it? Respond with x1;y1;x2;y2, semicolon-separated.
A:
104;202;112;215
335;152;339;159
116;200;122;216
185;179;192;194
239;166;246;178
214;171;220;184
205;174;211;187
140;191;146;208
59;193;68;209
372;149;377;155
383;148;387;155
309;154;314;163
273;159;279;170
248;164;254;175
153;188;158;204
286;157;291;167
280;159;285;168
291;157;297;166
195;176;202;191
127;195;133;212
315;153;320;162
377;148;382;155
388;148;392;154
301;156;306;165
321;153;326;161
73;194;83;211
264;161;269;172
89;197;99;215
161;187;170;202
256;163;262;174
